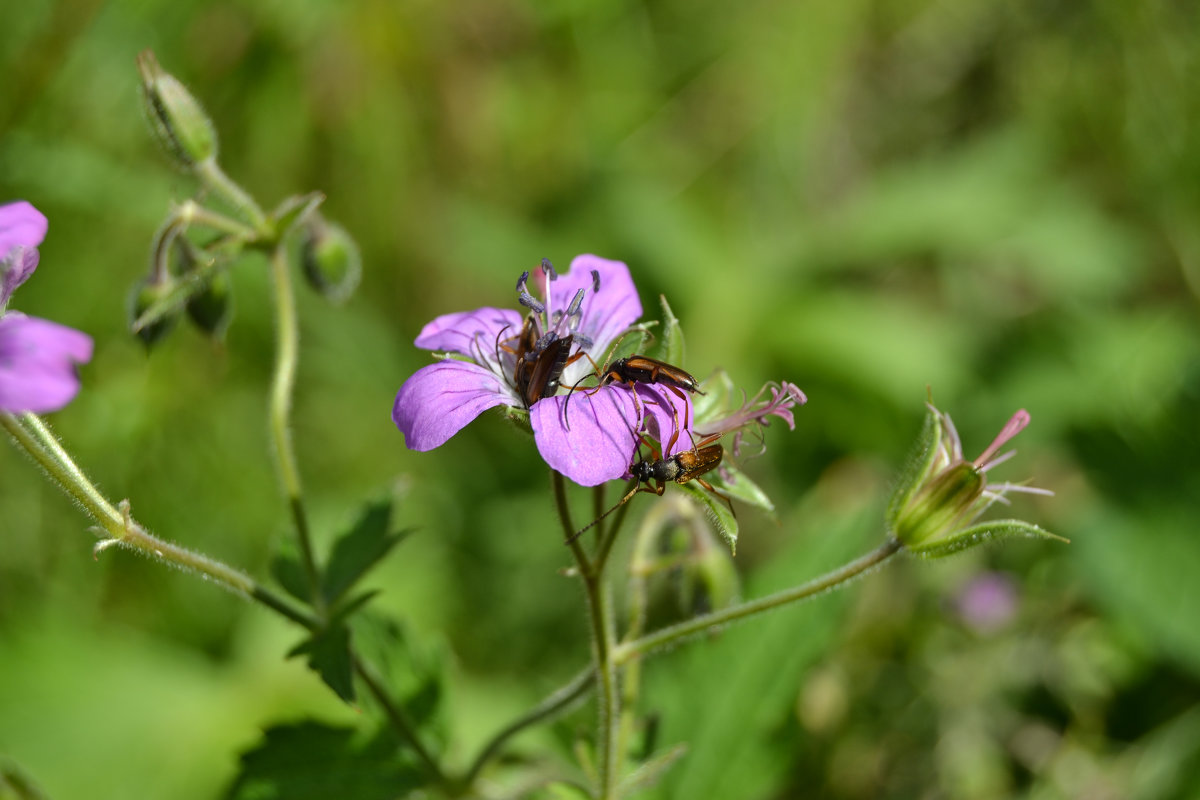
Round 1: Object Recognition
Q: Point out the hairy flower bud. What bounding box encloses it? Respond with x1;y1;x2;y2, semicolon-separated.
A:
137;50;217;169
886;402;1061;557
172;238;233;339
301;219;361;303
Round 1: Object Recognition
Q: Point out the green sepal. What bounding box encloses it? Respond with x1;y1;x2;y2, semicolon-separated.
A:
713;462;775;516
658;294;686;366
131;258;233;336
321;499;411;607
301;219;361;304
692;368;735;426
678;481;738;555
127;278;180;348
885;404;944;530
271;191;325;241
905;519;1069;559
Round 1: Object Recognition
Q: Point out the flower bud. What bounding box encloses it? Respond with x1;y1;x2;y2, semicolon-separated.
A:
137;50;217;169
173;238;233;339
128;277;180;349
886;402;1062;557
301;219;361;304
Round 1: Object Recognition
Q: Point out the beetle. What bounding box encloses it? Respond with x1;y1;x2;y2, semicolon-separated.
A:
562;354;704;452
496;314;586;408
566;433;732;544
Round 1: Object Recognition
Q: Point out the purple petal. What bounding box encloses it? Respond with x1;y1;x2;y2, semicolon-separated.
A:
532;383;696;486
1;201;48;306
553;255;642;358
413;306;524;373
393;359;517;451
0;201;47;255
532;385;641;486
0;312;93;413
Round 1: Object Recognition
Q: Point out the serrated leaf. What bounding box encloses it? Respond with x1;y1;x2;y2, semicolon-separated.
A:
269;551;311;603
322;499;411;606
714;463;775;515
351;613;448;735
288;623;356;704
885;405;943;529
906;519;1068;558
620;743;689;796
678;482;739;555
658;294;685;366
224;721;422;800
271;192;325;239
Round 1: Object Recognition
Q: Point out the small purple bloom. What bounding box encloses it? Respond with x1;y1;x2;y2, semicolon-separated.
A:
394;255;681;486
955;572;1018;633
0;200;93;414
0;201;48;308
699;380;807;457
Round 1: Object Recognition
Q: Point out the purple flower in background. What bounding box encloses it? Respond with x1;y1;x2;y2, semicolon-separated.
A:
955;572;1018;633
393;255;691;486
0;201;93;413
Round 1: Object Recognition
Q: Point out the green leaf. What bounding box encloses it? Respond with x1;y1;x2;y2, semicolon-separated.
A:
224;721;422;800
658;294;686;366
288;623;356;704
269;550;311;603
906;519;1068;558
678;482;738;555
352;613;448;735
321;499;411;607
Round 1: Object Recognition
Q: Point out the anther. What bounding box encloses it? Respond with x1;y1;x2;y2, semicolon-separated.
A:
591;269;601;293
516;271;545;314
541;258;557;280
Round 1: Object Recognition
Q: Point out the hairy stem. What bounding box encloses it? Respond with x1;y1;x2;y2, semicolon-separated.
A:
613;538;902;665
267;245;323;613
195;157;268;233
353;655;448;786
461;667;594;789
553;471;621;799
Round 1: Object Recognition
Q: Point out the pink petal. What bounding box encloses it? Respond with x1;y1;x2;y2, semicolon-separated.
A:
413;307;525;373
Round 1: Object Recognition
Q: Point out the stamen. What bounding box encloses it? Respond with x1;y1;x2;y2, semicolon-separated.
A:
534;330;558;353
516;270;545;314
541;258;557;280
974;410;1031;468
565;288;585;319
591;269;601;293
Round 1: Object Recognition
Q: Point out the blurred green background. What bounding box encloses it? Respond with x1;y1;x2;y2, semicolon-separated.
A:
2;0;1199;797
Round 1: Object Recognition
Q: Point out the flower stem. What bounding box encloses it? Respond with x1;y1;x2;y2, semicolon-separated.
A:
553;471;621;799
352;654;448;786
267;244;323;613
195;157;268;234
461;667;594;789
0;412;316;626
613;537;903;666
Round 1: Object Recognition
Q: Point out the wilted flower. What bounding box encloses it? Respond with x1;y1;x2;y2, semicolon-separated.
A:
0;201;93;413
887;403;1060;557
393;256;692;486
698;380;807;457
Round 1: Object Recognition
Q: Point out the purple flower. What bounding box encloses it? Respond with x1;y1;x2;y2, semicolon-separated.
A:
0;313;94;413
393;255;690;486
1;201;48;308
699;380;807;457
0;201;93;413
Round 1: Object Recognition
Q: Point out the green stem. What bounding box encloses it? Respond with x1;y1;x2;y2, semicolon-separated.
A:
613;538;903;666
1;412;316;626
352;655;448;786
553;471;621;799
461;667;594;789
195;157;268;233
267;245;323;613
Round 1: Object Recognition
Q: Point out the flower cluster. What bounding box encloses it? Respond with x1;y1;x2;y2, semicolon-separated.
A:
0;202;92;414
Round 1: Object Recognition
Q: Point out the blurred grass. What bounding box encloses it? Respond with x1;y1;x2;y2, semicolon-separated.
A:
2;0;1199;798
